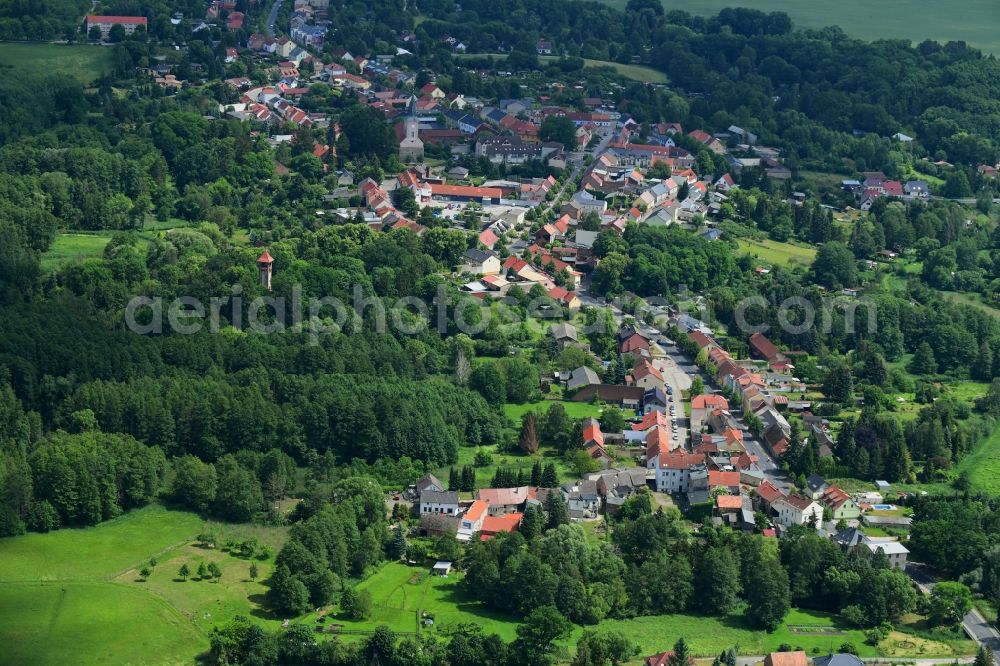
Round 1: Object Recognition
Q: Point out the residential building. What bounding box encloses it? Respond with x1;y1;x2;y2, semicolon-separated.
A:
774;493;823;528
460;248;501;275
566;366;600;392
764;652;809;666
863;538;909;570
478;487;531;515
420;490;459;516
87;15;147;39
456;499;489;541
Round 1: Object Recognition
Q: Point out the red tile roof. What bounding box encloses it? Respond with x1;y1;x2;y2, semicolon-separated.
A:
708;470;740;488
257;250;274;264
481;512;522;537
691;394;729;410
716;494;743;510
88;15;147;24
430;184;502;199
465;499;489;522
477;487;530;506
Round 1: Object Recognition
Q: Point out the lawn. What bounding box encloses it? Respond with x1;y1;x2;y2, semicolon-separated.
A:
0;43;114;84
40;233;114;269
0;582;205;666
327;562;522;641
601;0;1000;54
503;399;604;423
0;504;203;582
737;238;816;268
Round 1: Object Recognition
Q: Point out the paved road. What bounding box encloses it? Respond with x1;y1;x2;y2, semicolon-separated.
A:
909;564;1000;664
265;0;283;37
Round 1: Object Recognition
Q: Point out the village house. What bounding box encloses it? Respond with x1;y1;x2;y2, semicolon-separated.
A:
419;489;459;516
456;499;489;541
820;485;860;521
863;537;909;570
774;493;823;528
477;487;531;515
459;248;501;275
764;652;809;666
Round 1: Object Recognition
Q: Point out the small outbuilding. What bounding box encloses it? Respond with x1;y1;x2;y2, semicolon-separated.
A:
432;561;453;576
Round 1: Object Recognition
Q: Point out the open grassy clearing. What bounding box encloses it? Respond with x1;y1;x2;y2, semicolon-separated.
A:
538;55;669;83
0;504;203;582
737;238;817;268
454;52;668;83
0;43;113;83
0;582;205;666
40;233;114;269
602;0;1000;54
955;425;1000;494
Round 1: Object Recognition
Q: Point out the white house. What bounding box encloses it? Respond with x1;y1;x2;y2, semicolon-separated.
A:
420;490;459;516
456;499;489;541
863;538;909;570
460;248;501;275
653;453;705;494
774;493;823;528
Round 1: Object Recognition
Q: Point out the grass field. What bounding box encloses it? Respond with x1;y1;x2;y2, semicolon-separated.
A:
455;52;668;83
539;55;669;83
737;238;817;268
0;582;205;666
113;521;291;634
503;399;604;423
0;43;113;83
0;504;203;582
0;505;290;664
601;0;1000;54
328;562;522;640
40;233;114;269
956;425;1000;494
346;564;973;659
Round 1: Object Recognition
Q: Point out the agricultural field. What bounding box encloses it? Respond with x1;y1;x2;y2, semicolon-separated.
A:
602;0;1000;54
0;43;113;84
737;238;817;268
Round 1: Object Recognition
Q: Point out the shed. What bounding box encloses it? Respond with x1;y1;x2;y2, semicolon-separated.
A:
875;480;891;491
432;561;453;576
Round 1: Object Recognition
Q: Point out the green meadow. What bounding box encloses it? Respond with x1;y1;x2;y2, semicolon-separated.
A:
0;43;114;83
603;0;1000;54
737;238;817;268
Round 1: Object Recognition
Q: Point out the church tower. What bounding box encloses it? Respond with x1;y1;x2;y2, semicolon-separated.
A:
257;249;273;291
399;115;424;163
